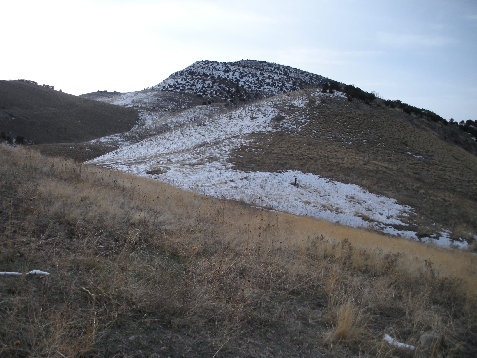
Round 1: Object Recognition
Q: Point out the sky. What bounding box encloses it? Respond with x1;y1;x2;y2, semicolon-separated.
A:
1;0;476;121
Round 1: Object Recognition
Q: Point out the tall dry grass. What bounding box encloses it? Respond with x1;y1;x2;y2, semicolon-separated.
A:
330;301;364;342
1;144;476;357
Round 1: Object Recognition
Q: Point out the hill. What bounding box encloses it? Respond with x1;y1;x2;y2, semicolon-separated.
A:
0;80;138;144
88;87;477;247
18;59;477;245
1;144;476;357
85;60;477;156
155;60;477;156
153;59;329;103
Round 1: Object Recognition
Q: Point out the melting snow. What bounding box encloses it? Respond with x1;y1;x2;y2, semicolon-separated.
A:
420;230;468;249
89;92;417;239
158;167;411;231
87;88;466;248
406;151;424;159
0;270;50;276
384;334;415;350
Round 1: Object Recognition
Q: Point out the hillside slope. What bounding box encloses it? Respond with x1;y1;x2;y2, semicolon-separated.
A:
84;60;477;157
229;91;477;244
88;88;477;246
26;59;477;245
1;144;476;357
0;80;138;144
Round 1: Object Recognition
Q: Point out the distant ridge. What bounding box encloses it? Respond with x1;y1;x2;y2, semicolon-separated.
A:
0;80;138;144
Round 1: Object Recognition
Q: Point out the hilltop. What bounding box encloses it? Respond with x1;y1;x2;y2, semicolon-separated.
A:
154;59;329;103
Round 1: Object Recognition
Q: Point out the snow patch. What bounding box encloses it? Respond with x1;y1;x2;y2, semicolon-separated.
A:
87;87;465;248
420;230;468;249
90;94;415;238
406;151;424;159
156;167;412;232
384;334;415;350
0;270;50;277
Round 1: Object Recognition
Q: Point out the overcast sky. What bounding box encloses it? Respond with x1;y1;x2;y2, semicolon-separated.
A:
2;0;476;121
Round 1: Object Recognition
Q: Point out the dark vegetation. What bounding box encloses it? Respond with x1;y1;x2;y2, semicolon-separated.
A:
0;80;138;144
319;80;477;155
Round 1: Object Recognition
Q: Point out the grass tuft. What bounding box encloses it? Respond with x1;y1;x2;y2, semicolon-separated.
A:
331;301;363;342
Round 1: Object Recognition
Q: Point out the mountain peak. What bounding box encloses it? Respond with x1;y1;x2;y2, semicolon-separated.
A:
154;59;329;103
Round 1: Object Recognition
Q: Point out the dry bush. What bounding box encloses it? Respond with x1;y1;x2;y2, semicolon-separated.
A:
330;302;364;342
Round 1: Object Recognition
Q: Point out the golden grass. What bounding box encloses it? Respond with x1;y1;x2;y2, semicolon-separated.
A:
290;216;477;299
330;302;363;342
1;144;476;357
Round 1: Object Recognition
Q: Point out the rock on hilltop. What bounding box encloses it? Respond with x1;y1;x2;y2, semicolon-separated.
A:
154;60;329;103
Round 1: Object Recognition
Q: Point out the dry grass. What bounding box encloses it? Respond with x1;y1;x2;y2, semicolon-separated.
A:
32;142;117;162
330;302;364;342
1;144;476;357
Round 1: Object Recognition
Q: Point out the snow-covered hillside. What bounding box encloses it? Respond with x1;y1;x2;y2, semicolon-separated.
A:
154;60;329;103
87;87;466;248
81;58;476;248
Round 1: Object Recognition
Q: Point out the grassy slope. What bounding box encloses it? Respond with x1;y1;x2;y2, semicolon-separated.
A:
230;91;477;241
0;80;138;144
1;144;476;357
